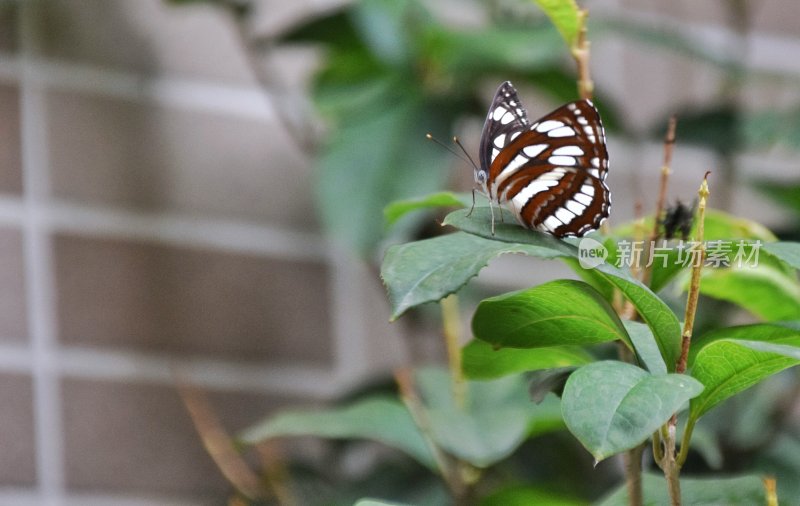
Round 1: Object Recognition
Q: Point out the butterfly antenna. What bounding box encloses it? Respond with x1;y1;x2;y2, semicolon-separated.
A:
452;136;480;172
426;133;472;165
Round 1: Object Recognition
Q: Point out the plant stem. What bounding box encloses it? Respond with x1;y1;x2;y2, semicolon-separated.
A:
571;9;594;101
676;172;710;374
676;417;697;468
441;294;467;409
623;444;645;506
394;368;465;499
642;116;677;287
660;172;711;506
662;422;681;506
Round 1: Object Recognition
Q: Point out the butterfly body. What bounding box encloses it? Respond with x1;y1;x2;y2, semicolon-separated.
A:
476;81;611;238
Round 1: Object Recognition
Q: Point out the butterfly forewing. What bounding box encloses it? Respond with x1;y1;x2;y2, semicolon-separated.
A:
478;81;530;172
478;81;611;237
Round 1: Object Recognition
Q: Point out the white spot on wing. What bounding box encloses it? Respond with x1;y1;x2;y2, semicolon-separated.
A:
509;179;559;210
509;131;521;141
501;112;515;124
492;148;500;159
549;155;576;166
544;216;563;231
575;193;593;206
523;144;547;158
549;126;576;138
536;120;564;132
495;154;529;188
555;208;576;224
566;200;586;215
581;184;595;197
494;133;506;147
492;106;507;121
588;168;600;178
553;146;584;156
591;157;600;168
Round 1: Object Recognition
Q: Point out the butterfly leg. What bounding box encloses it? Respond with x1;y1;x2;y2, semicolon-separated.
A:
466;189;476;218
489;200;496;236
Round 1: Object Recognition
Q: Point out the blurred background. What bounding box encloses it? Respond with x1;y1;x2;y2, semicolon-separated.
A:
1;0;799;504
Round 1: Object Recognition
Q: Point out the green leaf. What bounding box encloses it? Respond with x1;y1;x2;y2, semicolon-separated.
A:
699;261;800;321
531;0;582;47
316;91;452;253
381;230;571;320
688;324;800;421
443;207;682;370
383;191;467;228
462;339;593;380
416;368;562;467
755;180;800;216
623;320;667;375
239;396;436;470
764;241;800;270
422;24;564;77
472;280;632;349
596;473;767;505
561;361;703;461
480;484;584;506
350;0;431;66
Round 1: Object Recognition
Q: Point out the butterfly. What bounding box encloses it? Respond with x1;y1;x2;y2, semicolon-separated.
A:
473;81;611;238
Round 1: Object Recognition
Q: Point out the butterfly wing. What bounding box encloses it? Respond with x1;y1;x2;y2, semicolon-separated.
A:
478;81;530;176
484;93;611;237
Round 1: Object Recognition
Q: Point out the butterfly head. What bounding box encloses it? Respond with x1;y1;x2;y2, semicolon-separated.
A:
475;167;488;192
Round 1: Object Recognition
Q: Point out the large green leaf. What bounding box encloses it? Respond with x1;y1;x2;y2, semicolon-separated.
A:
699;261;800;321
443;208;682;370
764;241;800;270
531;0;582;47
415;368;563;467
688;324;800;421
596;473;767;505
381;230;571;320
462;339;593;380
561;361;703;461
480;484;584;506
472;280;631;349
239;396;436;470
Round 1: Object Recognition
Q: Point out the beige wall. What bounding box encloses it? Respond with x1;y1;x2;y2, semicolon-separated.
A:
0;0;798;504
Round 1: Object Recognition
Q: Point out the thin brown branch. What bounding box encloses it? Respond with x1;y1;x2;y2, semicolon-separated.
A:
227;10;319;155
641;116;677;287
178;383;269;501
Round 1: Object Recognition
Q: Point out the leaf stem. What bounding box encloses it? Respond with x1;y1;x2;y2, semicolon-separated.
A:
441;295;467;409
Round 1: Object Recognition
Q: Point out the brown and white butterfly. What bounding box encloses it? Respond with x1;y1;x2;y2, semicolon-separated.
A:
474;81;610;237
